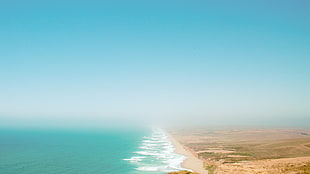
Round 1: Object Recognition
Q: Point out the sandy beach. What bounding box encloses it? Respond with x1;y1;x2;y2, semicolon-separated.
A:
168;128;310;174
168;133;208;174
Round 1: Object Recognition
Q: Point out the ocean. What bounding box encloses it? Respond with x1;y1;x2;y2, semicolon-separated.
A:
0;127;186;174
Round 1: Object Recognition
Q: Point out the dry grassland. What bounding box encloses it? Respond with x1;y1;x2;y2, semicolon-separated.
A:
169;128;310;174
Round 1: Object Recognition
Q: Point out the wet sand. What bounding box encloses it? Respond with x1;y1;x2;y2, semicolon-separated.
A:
168;133;208;174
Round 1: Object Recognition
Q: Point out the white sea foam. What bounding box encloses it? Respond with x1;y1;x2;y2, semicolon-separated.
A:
136;166;161;171
123;156;146;162
124;127;188;173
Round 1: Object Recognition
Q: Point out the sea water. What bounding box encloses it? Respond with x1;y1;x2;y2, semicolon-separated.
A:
0;128;186;174
125;128;187;174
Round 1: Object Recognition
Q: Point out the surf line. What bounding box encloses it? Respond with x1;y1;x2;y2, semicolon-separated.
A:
123;127;189;173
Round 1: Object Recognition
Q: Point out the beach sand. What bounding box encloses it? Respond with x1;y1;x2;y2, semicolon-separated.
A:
167;128;310;174
168;133;208;174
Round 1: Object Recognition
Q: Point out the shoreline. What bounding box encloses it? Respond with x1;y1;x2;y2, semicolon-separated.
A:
167;133;208;174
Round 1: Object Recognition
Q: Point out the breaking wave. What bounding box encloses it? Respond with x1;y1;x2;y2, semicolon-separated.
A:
123;128;188;173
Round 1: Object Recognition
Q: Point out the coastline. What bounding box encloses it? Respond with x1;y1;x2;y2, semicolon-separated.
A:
167;133;208;174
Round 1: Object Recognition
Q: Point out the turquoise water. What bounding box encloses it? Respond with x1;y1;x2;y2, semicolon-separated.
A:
0;128;186;174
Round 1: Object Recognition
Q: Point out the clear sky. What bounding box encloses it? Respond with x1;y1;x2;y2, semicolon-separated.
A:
0;0;309;128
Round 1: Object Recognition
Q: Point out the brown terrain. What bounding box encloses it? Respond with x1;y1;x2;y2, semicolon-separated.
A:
168;171;199;174
168;127;310;174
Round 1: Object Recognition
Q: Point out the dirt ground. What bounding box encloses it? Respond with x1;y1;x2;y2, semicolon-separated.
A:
168;127;310;174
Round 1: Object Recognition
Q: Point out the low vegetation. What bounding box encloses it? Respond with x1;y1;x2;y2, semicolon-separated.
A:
198;137;310;163
170;128;310;173
205;165;216;174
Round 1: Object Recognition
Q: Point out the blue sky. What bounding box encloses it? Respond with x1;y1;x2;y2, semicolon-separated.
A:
0;0;309;127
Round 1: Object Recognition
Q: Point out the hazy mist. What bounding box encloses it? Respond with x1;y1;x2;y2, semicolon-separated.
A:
1;0;309;129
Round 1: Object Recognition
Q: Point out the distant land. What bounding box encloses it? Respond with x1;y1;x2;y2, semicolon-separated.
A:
168;127;310;174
